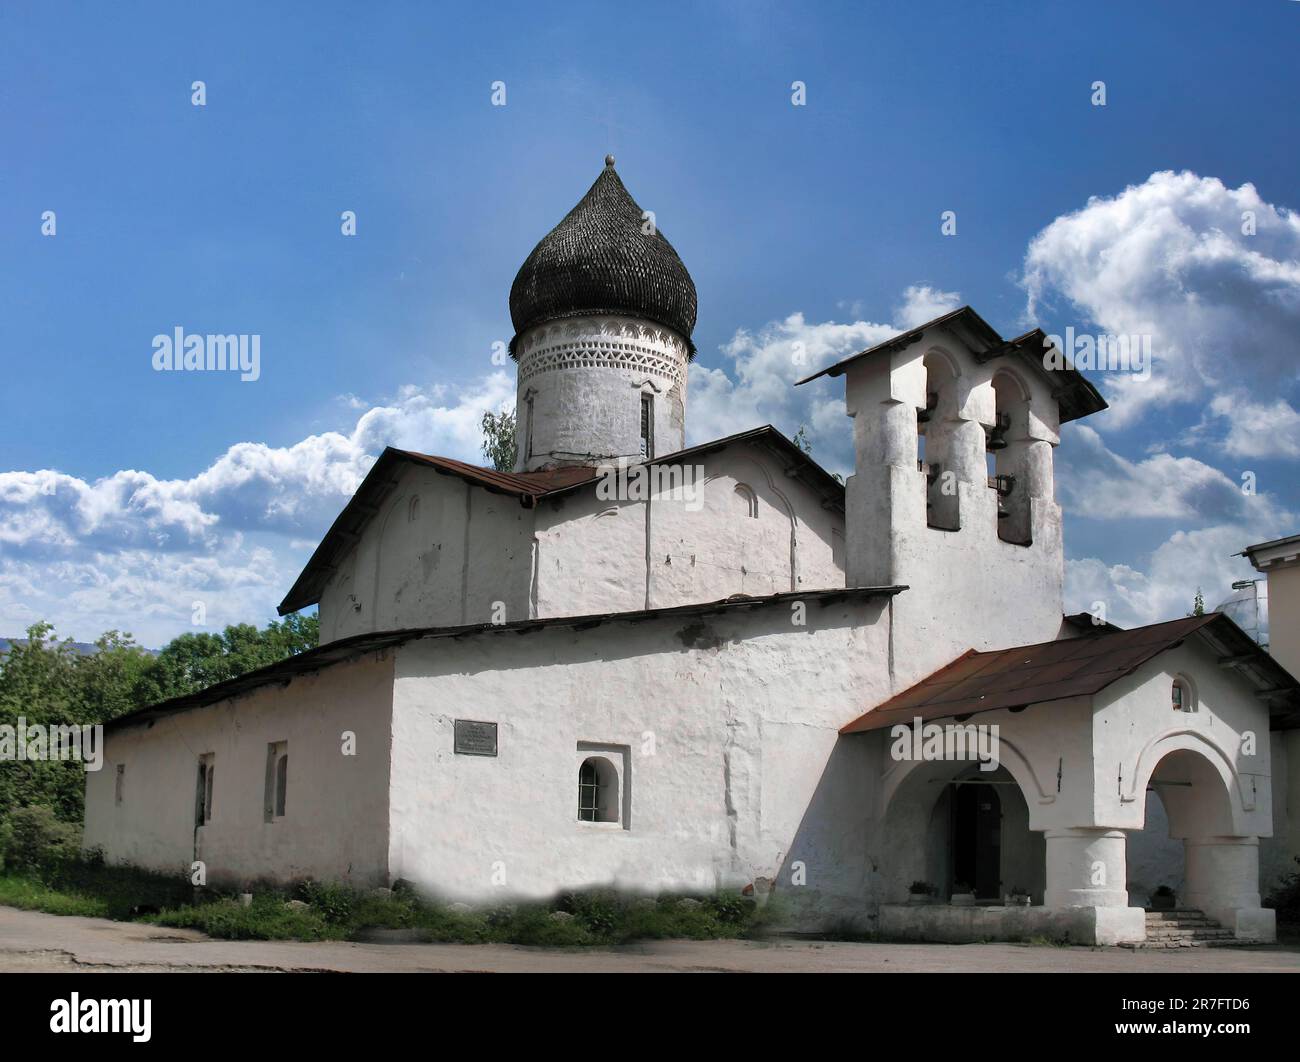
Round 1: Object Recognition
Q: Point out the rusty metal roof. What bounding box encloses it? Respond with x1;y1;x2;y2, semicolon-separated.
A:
841;613;1300;735
278;426;846;616
391;450;601;497
795;305;1108;425
114;585;905;733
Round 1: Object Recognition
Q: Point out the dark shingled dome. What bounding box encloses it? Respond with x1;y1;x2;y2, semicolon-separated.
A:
509;160;697;358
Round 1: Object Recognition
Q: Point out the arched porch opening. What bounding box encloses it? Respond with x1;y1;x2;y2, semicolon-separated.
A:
1125;745;1271;938
880;760;1042;904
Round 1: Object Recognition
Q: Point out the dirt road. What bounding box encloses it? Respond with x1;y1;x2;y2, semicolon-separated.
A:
1;905;1297;973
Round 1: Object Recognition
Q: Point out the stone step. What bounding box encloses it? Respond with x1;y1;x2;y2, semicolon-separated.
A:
1149;925;1237;935
1118;908;1262;948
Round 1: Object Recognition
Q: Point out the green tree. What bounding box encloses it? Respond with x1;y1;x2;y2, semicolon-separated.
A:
481;408;518;472
0;613;320;828
0;623;87;823
1192;588;1205;616
792;425;812;455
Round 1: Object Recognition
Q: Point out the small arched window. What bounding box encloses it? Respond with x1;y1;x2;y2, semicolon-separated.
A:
578;757;618;823
1172;677;1196;713
408;495;420;523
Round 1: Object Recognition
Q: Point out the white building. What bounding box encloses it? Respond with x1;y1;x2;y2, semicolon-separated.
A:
84;159;1300;945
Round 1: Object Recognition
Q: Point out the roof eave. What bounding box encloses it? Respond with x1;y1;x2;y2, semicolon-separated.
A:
119;585;909;732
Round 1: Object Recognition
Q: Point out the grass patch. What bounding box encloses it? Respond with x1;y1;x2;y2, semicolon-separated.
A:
0;861;780;946
0;855;194;920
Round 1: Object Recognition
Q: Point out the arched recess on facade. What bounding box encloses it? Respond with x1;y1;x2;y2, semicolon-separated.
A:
704;455;799;592
880;732;1054;820
876;745;1046;904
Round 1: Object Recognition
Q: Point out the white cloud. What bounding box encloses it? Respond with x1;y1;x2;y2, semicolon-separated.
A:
1057;424;1260;523
1065;523;1282;630
1021;170;1300;437
1206;394;1300;460
0;372;515;645
689;288;961;468
1059;426;1295;628
895;285;962;329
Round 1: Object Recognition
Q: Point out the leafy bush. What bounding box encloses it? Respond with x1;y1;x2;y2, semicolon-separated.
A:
0;804;81;871
557;888;623;934
155;894;336;941
706;892;757;925
1265;856;1300;921
1;855;773;946
295;880;356;924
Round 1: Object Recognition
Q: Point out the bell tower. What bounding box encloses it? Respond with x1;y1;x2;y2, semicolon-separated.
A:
508;158;698;471
806;309;1107;686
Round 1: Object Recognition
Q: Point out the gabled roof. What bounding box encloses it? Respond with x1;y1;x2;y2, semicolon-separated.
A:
276;449;600;615
278;426;845;616
841;613;1300;735
116;585;905;732
795;305;1108;425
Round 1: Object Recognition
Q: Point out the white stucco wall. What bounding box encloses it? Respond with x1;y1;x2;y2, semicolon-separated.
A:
514;314;689;470
532;440;845;617
319;464;535;641
1252;555;1300;896
386;594;893;923
319;439;846;641
83;653;395;888
1091;641;1272;837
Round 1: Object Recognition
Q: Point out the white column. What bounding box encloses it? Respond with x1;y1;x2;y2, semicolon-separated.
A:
1184;836;1276;941
1043;827;1129;907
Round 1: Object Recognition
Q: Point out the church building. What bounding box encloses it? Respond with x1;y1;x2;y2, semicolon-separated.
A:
84;159;1300;945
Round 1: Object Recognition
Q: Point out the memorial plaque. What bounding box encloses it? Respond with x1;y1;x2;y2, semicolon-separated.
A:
454;719;498;757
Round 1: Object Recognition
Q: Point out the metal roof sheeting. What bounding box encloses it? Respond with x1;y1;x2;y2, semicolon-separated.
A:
841;613;1300;734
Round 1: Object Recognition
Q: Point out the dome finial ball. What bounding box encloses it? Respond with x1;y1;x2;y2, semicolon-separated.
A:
605;154;615;167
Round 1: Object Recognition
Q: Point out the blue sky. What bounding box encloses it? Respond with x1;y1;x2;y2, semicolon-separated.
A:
1;1;1298;645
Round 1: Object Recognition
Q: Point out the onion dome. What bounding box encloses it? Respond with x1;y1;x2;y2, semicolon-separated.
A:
509;157;697;357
